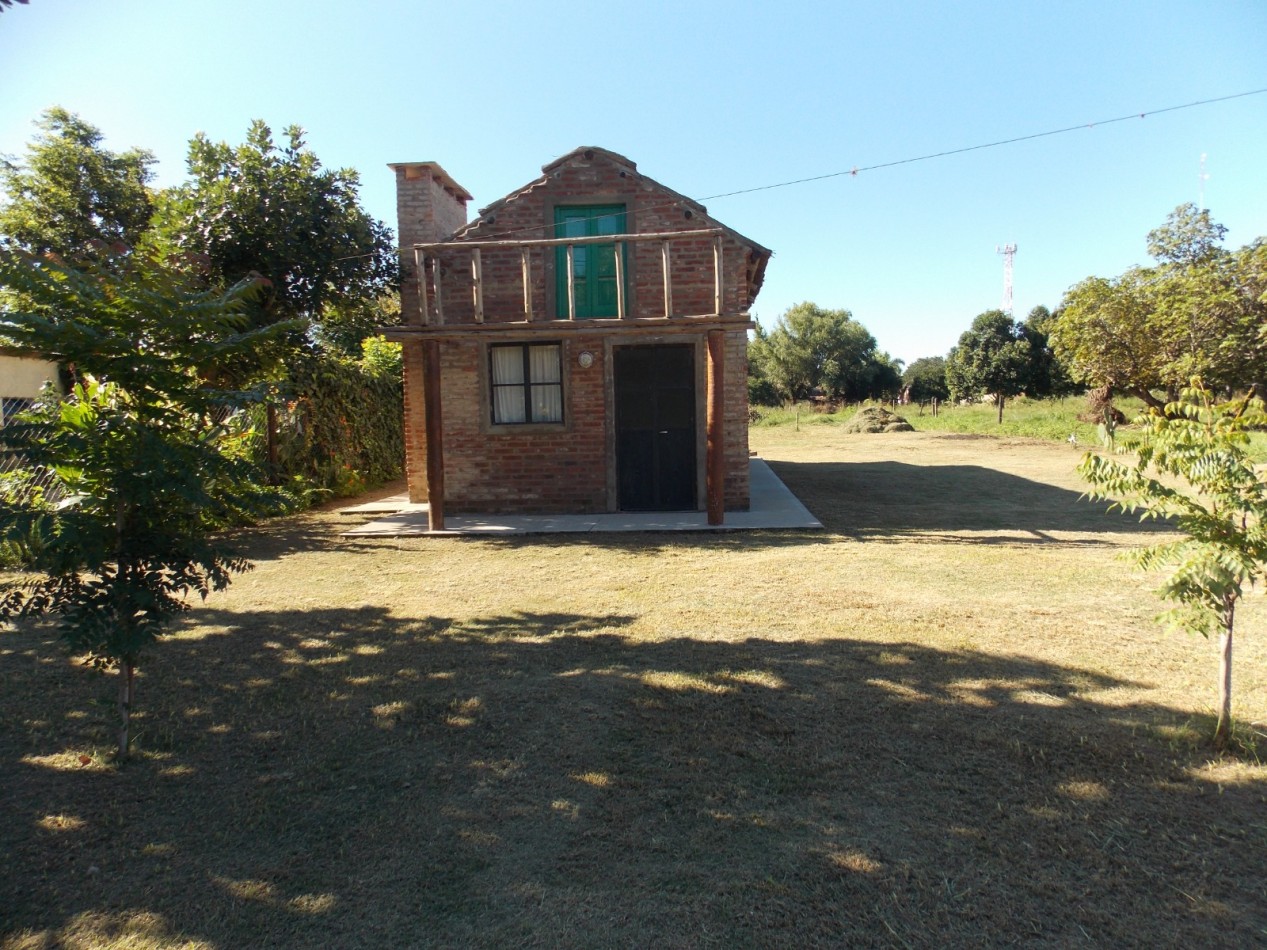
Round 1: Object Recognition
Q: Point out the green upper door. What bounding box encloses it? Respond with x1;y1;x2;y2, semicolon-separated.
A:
555;205;626;318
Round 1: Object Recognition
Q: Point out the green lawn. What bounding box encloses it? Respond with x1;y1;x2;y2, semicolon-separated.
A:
754;395;1267;459
2;429;1265;948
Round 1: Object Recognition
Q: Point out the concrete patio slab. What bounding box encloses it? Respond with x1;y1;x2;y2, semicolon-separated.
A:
340;458;822;537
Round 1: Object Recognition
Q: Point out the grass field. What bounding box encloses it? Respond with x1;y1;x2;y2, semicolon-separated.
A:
753;395;1267;459
2;428;1265;948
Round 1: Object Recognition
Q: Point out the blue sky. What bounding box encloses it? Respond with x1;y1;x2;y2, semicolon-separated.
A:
2;0;1264;364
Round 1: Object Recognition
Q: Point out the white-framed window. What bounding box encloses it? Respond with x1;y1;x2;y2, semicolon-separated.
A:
489;343;563;425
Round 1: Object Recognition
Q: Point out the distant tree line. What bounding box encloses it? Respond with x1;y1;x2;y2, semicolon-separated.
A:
777;204;1264;423
748;302;903;406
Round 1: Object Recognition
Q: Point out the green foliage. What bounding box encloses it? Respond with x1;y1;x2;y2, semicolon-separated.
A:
1078;380;1267;747
1052;205;1266;406
0;107;155;257
749;302;894;403
358;334;403;379
275;350;404;497
902;356;949;404
945;310;1033;420
318;294;402;358
151;120;398;333
1020;305;1078;399
0;249;291;758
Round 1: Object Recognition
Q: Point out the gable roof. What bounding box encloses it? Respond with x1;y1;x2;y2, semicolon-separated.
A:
449;146;771;306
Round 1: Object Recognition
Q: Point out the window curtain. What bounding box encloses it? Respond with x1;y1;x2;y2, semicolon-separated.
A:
529;346;562;422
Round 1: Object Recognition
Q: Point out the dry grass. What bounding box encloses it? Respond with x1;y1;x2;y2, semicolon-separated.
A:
2;430;1265;948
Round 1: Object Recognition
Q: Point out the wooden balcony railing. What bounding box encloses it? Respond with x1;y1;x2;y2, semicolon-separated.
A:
412;227;725;325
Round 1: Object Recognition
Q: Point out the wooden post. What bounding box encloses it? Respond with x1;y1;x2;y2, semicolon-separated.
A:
615;241;626;319
713;236;723;315
471;248;484;323
414;248;429;324
432;257;444;325
521;247;533;321
566;245;577;320
661;241;673;318
706;329;725;526
423;340;445;531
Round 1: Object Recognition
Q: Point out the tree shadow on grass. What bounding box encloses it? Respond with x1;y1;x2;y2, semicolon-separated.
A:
2;605;1262;948
771;459;1175;544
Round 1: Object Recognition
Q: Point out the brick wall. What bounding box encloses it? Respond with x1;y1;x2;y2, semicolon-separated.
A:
439;336;608;514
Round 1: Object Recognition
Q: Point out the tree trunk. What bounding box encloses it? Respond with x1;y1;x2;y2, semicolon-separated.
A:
996;393;1005;424
1213;601;1234;751
116;659;135;759
1130;386;1167;412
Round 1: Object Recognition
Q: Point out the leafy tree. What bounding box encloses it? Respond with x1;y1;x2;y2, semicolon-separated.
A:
749;302;883;403
151;121;398;340
0;249;289;759
864;351;905;402
1020;305;1078;399
902;356;949;406
1078;381;1267;749
0;107;155;257
945;310;1033;422
1051;205;1266;407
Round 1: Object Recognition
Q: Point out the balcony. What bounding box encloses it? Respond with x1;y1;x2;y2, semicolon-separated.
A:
407;227;743;329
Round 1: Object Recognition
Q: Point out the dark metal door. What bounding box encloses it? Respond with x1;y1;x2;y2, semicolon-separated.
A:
615;345;696;511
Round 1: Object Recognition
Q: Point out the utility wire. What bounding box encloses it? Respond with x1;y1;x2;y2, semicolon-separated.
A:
351;86;1267;259
697;87;1267;202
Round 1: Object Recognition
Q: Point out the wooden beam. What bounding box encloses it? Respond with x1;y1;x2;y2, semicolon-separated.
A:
432;257;444;325
414;248;429;325
713;235;723;316
706;329;725;526
382;314;755;341
566;245;577;320
521;247;533;321
415;228;723;252
614;241;626;319
661;241;673;318
471;248;484;324
423;340;445;531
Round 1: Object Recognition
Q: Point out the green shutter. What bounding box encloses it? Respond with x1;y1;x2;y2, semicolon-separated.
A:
555;205;627;318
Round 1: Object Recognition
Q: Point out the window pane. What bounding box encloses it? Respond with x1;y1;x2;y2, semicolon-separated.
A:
491;346;524;384
531;384;562;423
493;385;526;424
529;345;561;383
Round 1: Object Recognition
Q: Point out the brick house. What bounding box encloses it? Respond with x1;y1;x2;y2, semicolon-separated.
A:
384;146;771;529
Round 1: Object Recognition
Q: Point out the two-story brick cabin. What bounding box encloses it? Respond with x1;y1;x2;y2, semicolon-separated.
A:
385;146;771;530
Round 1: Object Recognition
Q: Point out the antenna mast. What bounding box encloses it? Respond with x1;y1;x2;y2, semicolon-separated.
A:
996;243;1017;314
1198;153;1209;211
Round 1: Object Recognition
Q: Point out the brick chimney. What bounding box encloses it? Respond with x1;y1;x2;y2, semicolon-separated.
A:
388;162;472;325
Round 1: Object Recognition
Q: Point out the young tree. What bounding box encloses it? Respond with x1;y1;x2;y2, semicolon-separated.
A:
151;121;398;341
1078;381;1267;749
0;249;289;759
0;107;155;257
945;310;1032;422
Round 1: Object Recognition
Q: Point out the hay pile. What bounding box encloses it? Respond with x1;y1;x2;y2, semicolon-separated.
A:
842;406;914;433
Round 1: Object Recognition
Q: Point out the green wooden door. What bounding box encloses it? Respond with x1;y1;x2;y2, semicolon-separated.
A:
555;205;626;318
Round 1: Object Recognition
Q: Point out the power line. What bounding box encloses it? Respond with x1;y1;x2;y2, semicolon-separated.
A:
697;87;1267;201
352;86;1267;259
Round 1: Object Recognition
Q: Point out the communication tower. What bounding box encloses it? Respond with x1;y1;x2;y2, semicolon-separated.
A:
996;243;1017;314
